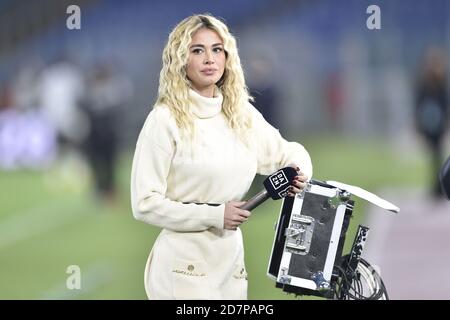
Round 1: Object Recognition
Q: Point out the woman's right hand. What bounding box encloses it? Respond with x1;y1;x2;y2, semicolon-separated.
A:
224;201;251;230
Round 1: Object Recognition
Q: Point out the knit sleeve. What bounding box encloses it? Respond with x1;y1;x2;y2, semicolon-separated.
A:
130;107;225;232
248;103;313;178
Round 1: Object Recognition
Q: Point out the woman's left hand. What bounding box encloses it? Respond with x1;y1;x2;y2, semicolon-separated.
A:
287;164;308;197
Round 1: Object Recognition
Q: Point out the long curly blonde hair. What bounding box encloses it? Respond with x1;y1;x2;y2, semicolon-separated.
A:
155;14;253;143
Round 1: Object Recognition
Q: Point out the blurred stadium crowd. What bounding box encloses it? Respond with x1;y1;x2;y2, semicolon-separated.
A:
1;0;449;195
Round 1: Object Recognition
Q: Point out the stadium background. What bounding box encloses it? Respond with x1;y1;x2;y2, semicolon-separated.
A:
0;0;449;299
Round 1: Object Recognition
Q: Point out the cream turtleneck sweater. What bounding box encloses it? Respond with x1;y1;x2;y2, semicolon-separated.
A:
131;88;312;300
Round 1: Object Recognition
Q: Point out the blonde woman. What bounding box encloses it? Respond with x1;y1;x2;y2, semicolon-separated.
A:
131;14;312;300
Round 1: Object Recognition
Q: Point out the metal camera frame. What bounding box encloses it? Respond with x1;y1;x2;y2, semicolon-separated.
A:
268;179;393;300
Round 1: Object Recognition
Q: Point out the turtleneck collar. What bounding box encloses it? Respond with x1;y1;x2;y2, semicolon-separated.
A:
189;87;223;119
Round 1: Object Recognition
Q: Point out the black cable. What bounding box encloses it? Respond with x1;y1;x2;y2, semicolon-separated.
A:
349;264;386;300
333;265;351;300
331;257;388;300
338;261;388;300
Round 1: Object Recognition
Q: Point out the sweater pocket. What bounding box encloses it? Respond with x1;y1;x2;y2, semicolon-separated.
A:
172;257;209;299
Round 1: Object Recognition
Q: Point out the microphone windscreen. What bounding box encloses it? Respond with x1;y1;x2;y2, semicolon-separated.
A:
440;155;450;199
263;166;298;200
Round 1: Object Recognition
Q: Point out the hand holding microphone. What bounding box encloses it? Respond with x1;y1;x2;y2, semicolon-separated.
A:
240;165;308;211
224;201;251;230
224;165;308;230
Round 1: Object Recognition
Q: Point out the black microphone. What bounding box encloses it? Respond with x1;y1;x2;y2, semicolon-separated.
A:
439;155;450;199
240;167;298;211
